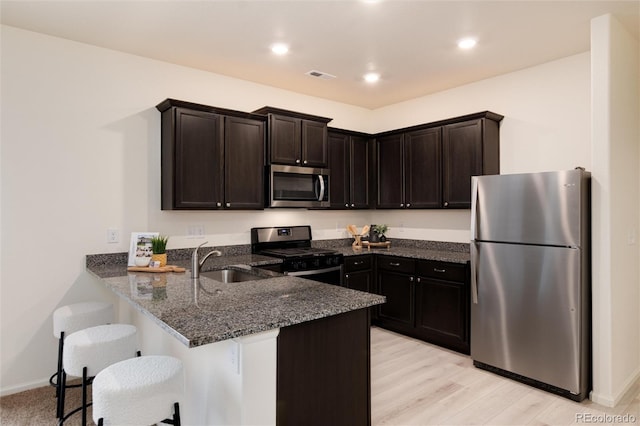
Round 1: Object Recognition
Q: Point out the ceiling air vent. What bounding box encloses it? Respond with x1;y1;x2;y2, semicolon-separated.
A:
305;70;336;80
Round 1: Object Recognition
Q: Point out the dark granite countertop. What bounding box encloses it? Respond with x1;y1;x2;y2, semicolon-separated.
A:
86;253;385;348
313;238;471;264
86;238;466;348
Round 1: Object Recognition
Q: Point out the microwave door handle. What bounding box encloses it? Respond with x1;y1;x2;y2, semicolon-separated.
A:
317;175;325;201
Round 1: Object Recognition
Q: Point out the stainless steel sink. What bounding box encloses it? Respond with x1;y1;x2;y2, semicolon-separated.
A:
200;268;268;283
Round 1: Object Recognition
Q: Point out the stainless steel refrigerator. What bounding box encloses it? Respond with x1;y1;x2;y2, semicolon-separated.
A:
470;168;591;401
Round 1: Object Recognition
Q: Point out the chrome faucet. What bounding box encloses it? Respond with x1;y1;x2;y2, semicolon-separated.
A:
191;241;222;279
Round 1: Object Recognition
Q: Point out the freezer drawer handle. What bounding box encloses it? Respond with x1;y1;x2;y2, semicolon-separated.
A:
433;268;446;273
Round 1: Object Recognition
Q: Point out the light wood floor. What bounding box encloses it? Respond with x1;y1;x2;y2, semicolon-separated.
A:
370;327;639;426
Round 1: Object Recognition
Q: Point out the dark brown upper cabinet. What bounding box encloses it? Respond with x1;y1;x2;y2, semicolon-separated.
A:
157;99;266;210
253;106;332;168
328;129;373;209
376;128;442;209
376;111;502;209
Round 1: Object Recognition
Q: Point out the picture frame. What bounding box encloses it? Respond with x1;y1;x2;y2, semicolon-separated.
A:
128;232;159;266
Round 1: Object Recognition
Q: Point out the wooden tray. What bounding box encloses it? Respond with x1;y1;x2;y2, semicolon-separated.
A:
362;241;391;251
127;265;186;273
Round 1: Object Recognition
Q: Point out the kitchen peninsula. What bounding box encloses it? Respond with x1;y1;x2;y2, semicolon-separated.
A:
86;251;385;426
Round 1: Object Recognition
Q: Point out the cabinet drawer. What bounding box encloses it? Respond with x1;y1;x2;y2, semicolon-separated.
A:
344;255;373;273
377;256;415;274
417;260;466;282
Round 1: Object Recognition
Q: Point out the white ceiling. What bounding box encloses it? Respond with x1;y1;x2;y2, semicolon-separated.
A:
2;0;638;109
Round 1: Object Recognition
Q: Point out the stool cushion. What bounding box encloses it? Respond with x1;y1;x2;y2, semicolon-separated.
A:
63;324;137;377
92;355;184;426
53;302;114;337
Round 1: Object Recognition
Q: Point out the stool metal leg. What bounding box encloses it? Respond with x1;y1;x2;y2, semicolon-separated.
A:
55;331;64;418
57;369;66;422
81;367;88;426
160;402;181;425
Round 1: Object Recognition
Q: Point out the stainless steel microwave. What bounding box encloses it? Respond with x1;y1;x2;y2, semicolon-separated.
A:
268;165;330;208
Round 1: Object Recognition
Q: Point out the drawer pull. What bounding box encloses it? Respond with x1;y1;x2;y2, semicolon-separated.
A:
389;262;401;267
353;261;364;265
434;268;446;273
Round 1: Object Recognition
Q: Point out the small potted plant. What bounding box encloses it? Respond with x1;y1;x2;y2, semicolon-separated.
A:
151;235;169;267
373;224;389;242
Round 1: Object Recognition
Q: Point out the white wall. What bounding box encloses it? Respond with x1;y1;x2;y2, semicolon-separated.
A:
0;25;371;394
1;19;637;407
590;14;640;407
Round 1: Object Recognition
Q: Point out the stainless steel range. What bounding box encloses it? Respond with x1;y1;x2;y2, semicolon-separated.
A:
251;226;343;285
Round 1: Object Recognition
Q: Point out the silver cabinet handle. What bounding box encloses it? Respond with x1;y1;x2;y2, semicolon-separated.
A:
407;203;411;207
345;274;350;279
434;268;446;273
417;277;421;283
409;276;414;282
345;203;349;207
296;159;301;164
353;261;364;265
389;262;401;267
351;203;355;207
216;202;222;207
444;201;449;207
303;160;308;165
400;203;404;207
226;202;230;207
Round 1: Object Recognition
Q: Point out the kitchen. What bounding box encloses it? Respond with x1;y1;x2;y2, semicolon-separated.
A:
1;1;639;424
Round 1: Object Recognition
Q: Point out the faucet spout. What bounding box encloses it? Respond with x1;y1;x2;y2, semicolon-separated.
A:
191;242;222;279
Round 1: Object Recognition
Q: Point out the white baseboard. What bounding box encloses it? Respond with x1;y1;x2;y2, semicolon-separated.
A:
0;377;50;397
590;367;640;407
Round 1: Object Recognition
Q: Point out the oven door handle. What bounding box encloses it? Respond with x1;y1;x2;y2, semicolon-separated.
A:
284;265;342;277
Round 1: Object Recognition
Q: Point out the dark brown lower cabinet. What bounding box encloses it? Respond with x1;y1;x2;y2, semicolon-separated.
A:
373;256;470;354
277;309;371;426
415;260;469;354
344;255;374;293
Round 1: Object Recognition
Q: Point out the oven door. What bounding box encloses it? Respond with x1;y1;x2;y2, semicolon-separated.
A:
284;266;343;286
269;165;330;208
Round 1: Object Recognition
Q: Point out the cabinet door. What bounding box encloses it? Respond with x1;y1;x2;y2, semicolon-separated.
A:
404;127;442;209
301;119;328;167
171;108;223;209
376;133;404;208
328;132;350;209
377;270;414;327
415;276;469;353
224;116;265;209
345;270;373;293
350;136;370;208
270;114;301;165
443;119;483;208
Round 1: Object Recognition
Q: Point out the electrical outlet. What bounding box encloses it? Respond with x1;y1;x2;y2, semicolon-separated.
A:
107;228;119;244
187;224;205;238
229;341;240;375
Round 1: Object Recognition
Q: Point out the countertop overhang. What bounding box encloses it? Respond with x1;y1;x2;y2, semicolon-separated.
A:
87;254;385;348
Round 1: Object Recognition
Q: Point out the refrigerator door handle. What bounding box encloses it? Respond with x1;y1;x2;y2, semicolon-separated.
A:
470;177;479;241
470;242;479;304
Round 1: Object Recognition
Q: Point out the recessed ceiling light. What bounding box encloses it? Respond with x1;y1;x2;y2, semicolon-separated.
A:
271;43;289;55
458;38;477;50
364;72;380;83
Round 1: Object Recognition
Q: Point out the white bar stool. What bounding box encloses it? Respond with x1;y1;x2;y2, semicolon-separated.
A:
51;301;114;418
92;355;184;426
59;323;138;425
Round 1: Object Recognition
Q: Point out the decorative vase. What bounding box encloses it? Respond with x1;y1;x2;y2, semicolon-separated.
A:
151;253;167;267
